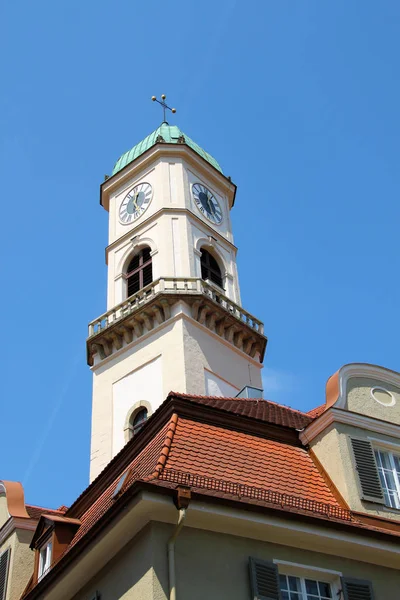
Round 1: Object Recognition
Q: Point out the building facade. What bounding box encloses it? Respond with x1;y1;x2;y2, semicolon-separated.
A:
0;119;399;600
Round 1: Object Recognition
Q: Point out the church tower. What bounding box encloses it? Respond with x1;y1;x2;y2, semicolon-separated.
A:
87;99;267;481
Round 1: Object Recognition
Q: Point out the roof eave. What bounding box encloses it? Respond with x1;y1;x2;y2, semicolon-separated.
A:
22;481;400;600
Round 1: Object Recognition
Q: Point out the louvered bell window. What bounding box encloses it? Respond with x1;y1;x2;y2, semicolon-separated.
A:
126;247;153;298
200;249;223;289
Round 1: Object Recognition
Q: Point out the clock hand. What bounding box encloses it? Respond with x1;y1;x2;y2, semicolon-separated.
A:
207;195;215;215
133;192;139;210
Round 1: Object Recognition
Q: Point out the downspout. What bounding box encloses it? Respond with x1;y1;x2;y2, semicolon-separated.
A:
168;485;191;600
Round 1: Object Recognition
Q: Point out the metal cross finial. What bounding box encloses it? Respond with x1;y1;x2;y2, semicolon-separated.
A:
151;94;176;124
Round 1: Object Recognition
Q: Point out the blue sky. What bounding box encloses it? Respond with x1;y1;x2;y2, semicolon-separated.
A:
1;1;400;509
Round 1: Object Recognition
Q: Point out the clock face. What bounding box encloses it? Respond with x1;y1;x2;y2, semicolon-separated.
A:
192;183;223;224
119;182;153;224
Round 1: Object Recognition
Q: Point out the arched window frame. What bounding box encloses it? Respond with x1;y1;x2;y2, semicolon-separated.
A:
124;401;152;443
200;247;224;290
124;246;153;298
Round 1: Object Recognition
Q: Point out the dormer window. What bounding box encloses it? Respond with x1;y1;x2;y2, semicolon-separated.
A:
38;540;52;581
374;449;400;509
126;247;152;297
200;249;223;289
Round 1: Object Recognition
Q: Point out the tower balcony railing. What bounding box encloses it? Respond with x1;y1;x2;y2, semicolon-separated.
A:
88;277;264;338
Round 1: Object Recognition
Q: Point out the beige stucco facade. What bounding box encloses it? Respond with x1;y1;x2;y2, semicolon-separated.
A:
346;376;400;423
311;421;400;520
72;520;399;600
0;490;36;600
0;529;34;600
304;365;400;521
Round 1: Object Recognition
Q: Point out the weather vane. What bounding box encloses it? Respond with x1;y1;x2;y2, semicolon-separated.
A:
151;94;176;123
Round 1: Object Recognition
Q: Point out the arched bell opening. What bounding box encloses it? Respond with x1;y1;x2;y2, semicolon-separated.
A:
200;248;224;289
124;246;153;298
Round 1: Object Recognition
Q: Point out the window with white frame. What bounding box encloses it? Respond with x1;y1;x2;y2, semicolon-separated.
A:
249;558;342;600
279;574;332;600
38;541;52;580
374;449;400;509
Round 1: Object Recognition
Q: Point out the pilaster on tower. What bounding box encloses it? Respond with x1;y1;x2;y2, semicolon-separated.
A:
87;119;267;481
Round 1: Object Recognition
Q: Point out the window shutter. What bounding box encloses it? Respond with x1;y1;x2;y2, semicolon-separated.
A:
350;437;384;503
341;577;374;600
0;548;11;600
249;557;281;600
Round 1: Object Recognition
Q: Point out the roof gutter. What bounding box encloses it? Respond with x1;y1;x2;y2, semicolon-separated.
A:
168;509;186;600
168;486;191;600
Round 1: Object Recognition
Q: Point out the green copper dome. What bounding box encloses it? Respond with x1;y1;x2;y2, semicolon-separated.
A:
112;123;222;176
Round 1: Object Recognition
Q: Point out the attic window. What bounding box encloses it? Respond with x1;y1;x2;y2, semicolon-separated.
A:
129;408;148;439
113;471;129;498
38;541;52;581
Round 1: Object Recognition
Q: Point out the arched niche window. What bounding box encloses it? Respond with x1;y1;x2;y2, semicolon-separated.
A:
126;246;153;298
200;249;223;289
129;408;148;439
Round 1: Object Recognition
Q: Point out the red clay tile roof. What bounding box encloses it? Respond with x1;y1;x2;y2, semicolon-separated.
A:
24;396;400;598
60;414;344;561
163;418;336;504
66;418;174;551
307;404;326;419
26;505;66;520
171;392;313;429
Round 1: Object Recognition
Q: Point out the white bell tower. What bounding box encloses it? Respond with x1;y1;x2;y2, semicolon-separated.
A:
87;101;267;481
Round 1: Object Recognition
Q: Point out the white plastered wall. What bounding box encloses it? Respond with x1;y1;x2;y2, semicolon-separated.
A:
112;356;163;456
90;307;262;482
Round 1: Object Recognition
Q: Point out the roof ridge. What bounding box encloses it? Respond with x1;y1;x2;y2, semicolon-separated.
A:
170;391;310;417
143;413;179;482
26;504;63;513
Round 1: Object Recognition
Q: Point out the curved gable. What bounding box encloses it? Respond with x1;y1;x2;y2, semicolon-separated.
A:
327;364;400;424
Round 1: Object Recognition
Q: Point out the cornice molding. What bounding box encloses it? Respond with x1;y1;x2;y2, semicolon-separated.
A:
300;407;400;445
0;517;37;545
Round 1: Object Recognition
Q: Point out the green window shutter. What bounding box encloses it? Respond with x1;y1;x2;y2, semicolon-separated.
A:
341;577;374;600
0;548;11;600
350;437;384;503
249;557;281;600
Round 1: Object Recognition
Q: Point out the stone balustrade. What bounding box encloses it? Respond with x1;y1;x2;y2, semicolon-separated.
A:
88;277;264;338
87;277;266;365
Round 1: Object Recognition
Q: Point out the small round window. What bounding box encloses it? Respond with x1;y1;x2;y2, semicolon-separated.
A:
371;387;396;407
